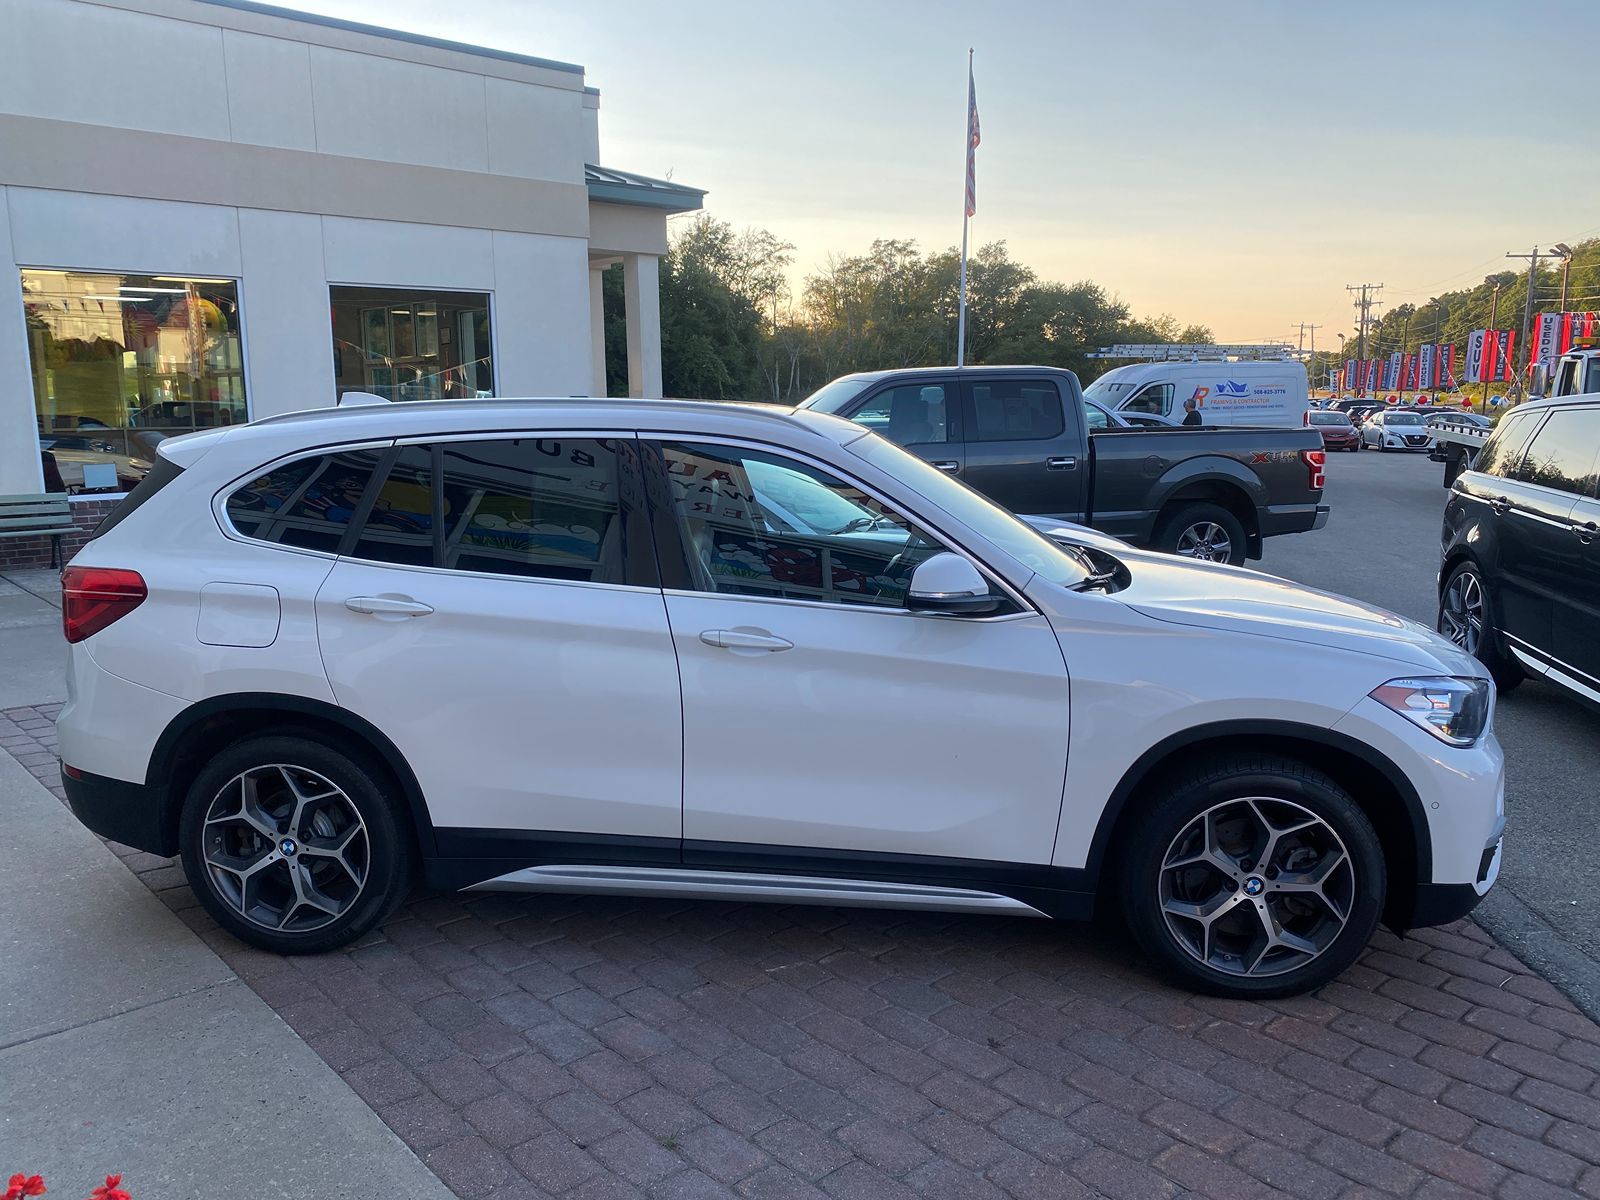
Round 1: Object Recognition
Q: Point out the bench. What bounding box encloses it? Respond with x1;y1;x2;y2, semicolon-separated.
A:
0;493;76;569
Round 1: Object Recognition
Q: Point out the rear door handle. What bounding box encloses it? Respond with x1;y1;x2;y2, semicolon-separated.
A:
344;595;435;617
700;629;794;652
930;460;960;474
1489;496;1512;514
1574;520;1598;542
1046;456;1078;471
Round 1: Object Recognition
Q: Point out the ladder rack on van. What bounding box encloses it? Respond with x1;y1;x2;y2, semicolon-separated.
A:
1089;343;1297;362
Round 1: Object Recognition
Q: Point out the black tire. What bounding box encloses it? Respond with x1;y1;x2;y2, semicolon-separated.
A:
179;735;414;954
1357;438;1367;450
1437;561;1523;694
1153;502;1248;566
1120;755;1385;999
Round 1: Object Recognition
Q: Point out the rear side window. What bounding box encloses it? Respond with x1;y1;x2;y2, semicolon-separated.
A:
1474;411;1540;479
1511;408;1600;497
91;455;185;540
225;449;387;552
970;379;1066;441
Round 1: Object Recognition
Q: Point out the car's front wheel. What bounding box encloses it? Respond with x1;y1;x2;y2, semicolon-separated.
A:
179;735;414;953
1438;561;1523;693
1121;756;1385;998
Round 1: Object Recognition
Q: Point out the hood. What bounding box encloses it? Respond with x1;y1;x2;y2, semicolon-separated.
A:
1109;549;1481;675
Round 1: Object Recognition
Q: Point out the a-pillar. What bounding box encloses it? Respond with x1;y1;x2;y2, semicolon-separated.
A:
623;252;662;399
588;263;608;397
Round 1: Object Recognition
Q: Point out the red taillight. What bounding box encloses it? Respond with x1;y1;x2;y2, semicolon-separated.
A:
1301;449;1326;491
61;566;146;644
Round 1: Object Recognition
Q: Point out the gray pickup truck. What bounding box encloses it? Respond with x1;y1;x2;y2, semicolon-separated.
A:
799;365;1329;564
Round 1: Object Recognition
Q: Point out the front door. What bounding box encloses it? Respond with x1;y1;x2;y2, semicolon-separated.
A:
1537;408;1600;685
645;439;1072;870
1497;411;1590;663
313;436;683;847
843;379;963;478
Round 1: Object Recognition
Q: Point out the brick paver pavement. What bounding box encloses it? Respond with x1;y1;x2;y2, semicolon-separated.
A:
9;702;1600;1200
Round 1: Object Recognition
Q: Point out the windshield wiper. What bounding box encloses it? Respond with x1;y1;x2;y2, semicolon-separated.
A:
828;515;892;535
1071;570;1119;593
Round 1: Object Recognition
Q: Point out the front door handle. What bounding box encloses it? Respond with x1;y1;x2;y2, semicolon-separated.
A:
1046;456;1078;471
344;595;435;617
1489;496;1512;514
930;460;960;474
700;629;794;652
1574;520;1598;543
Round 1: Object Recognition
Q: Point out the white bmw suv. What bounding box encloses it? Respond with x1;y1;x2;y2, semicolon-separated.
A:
58;396;1505;998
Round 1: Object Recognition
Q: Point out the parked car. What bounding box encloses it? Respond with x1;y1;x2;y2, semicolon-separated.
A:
1306;409;1360;452
58;394;1502;999
799;366;1328;566
1438;394;1600;707
1360;409;1433;452
1083;359;1310;428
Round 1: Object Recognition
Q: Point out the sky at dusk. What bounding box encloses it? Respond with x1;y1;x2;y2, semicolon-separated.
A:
282;0;1600;344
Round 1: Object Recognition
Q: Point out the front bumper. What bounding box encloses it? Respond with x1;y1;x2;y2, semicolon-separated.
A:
62;765;174;857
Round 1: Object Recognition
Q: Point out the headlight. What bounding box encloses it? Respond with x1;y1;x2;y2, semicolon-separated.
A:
1371;676;1491;747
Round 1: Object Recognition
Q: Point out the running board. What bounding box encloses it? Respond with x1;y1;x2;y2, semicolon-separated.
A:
466;864;1050;917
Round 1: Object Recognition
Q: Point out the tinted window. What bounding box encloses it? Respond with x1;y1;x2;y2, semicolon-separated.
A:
350;445;435;566
850;384;950;444
1308;412;1351;426
226;449;386;552
658;441;949;608
1511;409;1600;497
1474;411;1540;478
971;379;1066;440
432;438;638;582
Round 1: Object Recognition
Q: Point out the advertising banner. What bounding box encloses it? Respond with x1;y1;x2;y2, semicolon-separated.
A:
1534;313;1562;370
1405;354;1418;390
1386;351;1403;390
1465;331;1486;383
1418;344;1436;391
1438;344;1457;391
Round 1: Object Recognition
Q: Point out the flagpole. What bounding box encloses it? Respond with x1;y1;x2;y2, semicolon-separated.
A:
956;48;973;368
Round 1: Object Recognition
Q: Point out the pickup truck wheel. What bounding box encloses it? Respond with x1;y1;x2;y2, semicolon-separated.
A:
1437;562;1523;693
1155;503;1247;565
1120;756;1385;998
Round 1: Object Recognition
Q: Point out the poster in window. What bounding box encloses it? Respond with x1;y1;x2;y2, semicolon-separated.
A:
362;308;390;360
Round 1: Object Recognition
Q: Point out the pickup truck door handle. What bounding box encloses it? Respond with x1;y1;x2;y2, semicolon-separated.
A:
929;460;960;474
344;595;435;617
1046;456;1078;471
700;629;794;652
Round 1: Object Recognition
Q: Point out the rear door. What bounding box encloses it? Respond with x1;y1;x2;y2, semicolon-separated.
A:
841;379;963;478
312;434;684;851
960;375;1088;518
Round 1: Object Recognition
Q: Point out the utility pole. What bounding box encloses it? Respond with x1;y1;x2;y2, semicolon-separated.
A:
1555;243;1575;312
1347;283;1382;394
1506;246;1553;378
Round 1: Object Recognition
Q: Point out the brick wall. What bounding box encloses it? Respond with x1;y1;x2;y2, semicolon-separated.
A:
0;498;120;571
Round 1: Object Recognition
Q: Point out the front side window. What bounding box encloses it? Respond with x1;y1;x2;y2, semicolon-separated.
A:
971;379;1066;441
225;449;387;552
1474;411;1539;478
1084;402;1111;429
1511;409;1600;496
848;384;951;444
23;269;246;495
330;286;493;403
657;442;949;608
1123;382;1173;417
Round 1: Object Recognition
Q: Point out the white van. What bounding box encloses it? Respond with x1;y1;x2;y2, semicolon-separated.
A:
1083;360;1309;428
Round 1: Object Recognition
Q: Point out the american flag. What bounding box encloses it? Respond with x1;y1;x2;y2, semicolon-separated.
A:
965;61;981;218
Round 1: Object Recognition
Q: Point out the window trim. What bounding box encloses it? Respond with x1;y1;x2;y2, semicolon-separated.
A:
638;434;1037;620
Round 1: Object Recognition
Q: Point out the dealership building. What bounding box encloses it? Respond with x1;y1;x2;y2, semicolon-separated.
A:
0;0;703;556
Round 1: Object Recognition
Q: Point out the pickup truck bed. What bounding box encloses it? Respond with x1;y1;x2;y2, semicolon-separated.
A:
800;365;1328;563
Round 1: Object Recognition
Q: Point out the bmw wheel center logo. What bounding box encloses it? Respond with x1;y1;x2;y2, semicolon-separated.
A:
1243;876;1265;897
280;837;299;857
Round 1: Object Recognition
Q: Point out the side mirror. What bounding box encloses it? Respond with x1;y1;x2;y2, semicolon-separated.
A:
906;553;1000;615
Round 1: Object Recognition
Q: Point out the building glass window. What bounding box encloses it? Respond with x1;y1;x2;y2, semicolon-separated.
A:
21;270;246;494
330;286;493;403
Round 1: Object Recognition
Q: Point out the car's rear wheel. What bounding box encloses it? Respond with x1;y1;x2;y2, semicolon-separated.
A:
1120;756;1385;998
1154;503;1248;566
1438;561;1523;693
179;735;413;953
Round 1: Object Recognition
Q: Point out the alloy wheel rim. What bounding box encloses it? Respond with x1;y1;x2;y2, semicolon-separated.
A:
201;764;369;933
1159;796;1354;978
1438;571;1484;655
1175;522;1232;562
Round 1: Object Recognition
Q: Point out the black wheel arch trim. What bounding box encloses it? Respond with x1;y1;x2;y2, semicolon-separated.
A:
146;692;438;858
1082;719;1434;922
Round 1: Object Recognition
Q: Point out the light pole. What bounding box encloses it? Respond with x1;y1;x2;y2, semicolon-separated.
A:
1554;243;1575;312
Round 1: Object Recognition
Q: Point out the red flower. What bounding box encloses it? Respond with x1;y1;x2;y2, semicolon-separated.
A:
87;1177;127;1200
5;1174;46;1200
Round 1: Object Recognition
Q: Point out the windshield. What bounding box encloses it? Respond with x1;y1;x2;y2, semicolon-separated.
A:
1082;376;1129;405
847;432;1091;587
1308;412;1351;426
798;376;875;415
1387;412;1423;426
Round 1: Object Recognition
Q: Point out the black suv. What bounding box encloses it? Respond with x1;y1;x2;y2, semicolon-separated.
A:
1438;396;1600;704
